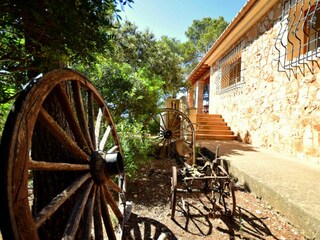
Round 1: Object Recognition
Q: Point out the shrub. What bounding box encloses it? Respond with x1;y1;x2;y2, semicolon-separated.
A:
116;120;155;178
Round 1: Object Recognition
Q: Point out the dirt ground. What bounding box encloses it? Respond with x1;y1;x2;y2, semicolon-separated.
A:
123;158;308;240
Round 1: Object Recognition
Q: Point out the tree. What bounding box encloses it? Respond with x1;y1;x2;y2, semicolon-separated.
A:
89;59;164;121
0;0;133;96
0;1;133;238
156;36;186;98
0;0;133;135
186;16;228;55
183;16;228;73
112;21;185;99
77;21;185;122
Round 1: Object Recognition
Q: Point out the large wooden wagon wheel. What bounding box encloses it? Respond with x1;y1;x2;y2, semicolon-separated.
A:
0;69;126;239
143;108;195;161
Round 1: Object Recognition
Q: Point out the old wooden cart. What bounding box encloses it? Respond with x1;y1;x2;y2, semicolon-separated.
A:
0;69;128;239
144;108;236;220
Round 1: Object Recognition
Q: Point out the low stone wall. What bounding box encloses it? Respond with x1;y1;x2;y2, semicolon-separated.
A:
209;2;320;164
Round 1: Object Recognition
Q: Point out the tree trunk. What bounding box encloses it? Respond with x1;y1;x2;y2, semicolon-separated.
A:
21;2;81;237
31;82;83;239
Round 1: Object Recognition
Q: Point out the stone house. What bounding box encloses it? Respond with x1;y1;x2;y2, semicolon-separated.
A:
187;0;320;164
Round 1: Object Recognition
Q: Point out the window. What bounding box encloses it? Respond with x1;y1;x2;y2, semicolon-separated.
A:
276;0;320;73
305;5;320;52
218;43;243;93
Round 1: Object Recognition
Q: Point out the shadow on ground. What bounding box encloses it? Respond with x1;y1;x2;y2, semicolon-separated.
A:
171;196;278;240
198;140;259;158
123;213;178;240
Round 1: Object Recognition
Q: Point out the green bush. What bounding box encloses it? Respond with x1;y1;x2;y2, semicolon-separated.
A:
116;120;155;178
0;102;13;141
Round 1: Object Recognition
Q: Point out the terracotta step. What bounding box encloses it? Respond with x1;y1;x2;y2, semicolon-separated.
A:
195;113;236;141
197;116;224;121
197;121;227;126
197;113;222;118
198;125;231;130
197;117;224;121
196;129;234;135
196;134;237;140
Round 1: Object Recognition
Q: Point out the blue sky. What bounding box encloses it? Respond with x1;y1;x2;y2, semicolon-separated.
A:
119;0;248;42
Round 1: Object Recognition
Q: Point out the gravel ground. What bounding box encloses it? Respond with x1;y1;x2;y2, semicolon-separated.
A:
123;158;308;240
0;158;308;240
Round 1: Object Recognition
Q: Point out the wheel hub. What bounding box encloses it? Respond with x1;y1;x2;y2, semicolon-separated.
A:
90;151;107;185
164;129;173;139
90;151;124;185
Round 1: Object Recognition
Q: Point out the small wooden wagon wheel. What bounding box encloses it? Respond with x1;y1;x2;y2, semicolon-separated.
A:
143;108;194;160
0;69;126;239
214;166;236;217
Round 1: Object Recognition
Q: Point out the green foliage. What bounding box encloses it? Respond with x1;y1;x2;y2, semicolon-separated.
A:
75;21;186;122
0;102;12;140
0;0;133;93
110;21;185;98
116;120;154;178
76;59;164;122
0;86;15;139
185;16;228;54
1;1;229;171
182;16;228;74
0;0;133;135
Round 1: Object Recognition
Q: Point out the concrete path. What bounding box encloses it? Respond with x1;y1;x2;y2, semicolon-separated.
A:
198;140;320;240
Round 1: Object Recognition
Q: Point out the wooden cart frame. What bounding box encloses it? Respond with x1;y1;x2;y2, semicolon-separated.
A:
143;108;236;220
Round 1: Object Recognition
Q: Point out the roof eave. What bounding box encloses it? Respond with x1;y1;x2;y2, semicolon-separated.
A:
187;0;260;82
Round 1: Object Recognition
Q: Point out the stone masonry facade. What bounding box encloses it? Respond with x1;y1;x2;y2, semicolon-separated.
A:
209;2;320;164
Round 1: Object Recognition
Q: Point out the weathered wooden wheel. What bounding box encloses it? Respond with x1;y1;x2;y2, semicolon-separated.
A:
214;166;236;217
0;69;126;239
143;108;194;160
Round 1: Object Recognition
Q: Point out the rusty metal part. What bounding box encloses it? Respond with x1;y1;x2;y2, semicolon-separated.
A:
170;146;236;219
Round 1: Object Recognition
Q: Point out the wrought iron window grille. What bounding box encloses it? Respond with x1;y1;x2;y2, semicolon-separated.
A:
215;42;245;95
275;0;320;78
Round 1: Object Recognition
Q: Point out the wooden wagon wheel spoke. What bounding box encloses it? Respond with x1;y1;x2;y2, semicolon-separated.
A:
154;134;165;142
159;112;169;130
55;83;91;155
100;186;117;240
102;185;124;222
84;185;97;239
154;137;169;149
167;111;178;130
106;178;122;193
171;136;181;142
38;107;89;162
88;90;97;150
171;127;182;135
99;125;111;151
62;180;94;239
93;187;104;239
95;108;103;149
34;173;91;228
0;69;126;239
151;115;167;132
107;145;119;153
71;81;94;151
29;159;90;171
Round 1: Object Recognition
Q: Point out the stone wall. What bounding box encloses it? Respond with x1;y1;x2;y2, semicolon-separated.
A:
209;2;320;164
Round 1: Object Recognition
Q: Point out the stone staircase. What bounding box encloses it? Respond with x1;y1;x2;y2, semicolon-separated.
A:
195;114;237;140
